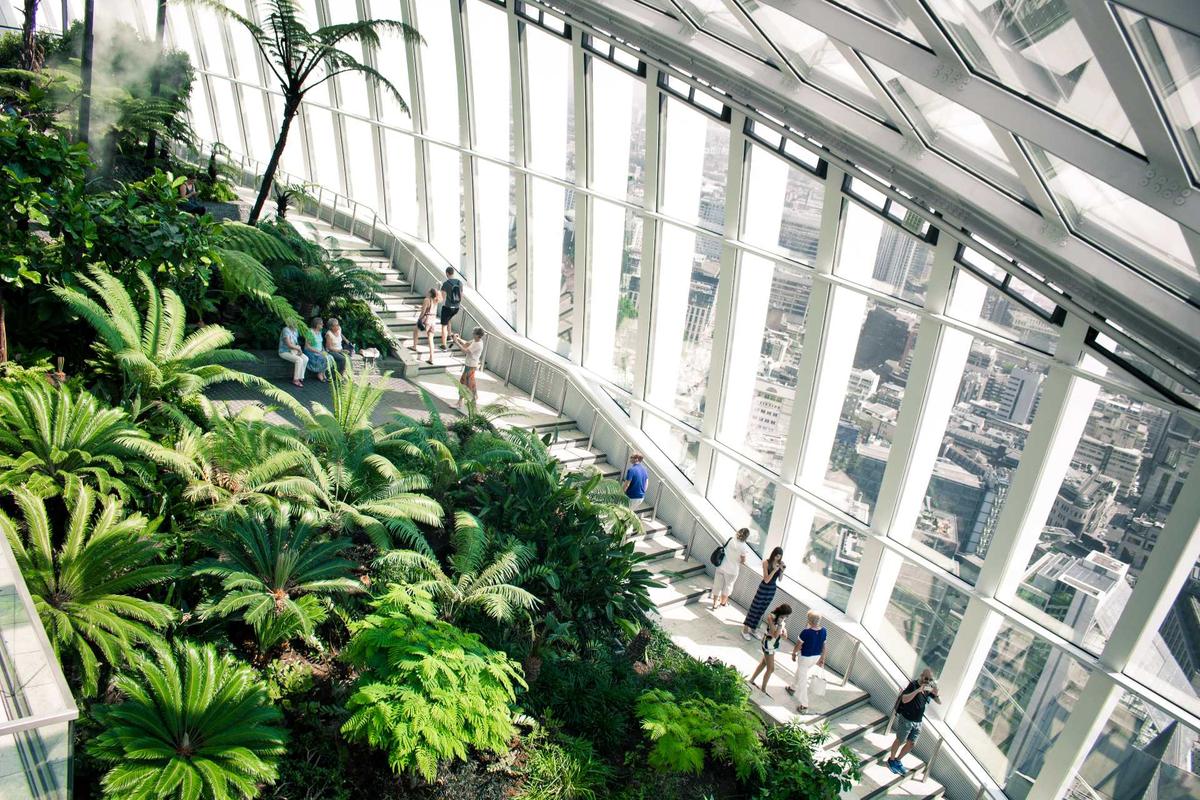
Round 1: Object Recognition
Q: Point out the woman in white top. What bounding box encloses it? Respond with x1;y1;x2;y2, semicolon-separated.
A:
451;327;485;409
324;317;355;373
278;323;307;388
710;527;750;611
411;288;438;365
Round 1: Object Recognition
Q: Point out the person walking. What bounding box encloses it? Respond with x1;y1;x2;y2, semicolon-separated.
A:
748;604;792;693
787;610;827;713
886;668;940;775
451;327;485;409
742;547;785;640
622;453;649;506
438;267;464;351
710;528;750;611
412;288;438;365
278;322;308;388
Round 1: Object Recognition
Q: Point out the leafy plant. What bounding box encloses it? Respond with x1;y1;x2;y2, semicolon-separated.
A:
518;732;613;800
636;688;765;782
340;587;526;782
755;722;861;800
0;377;190;500
197;0;420;224
0;480;175;696
90;641;288;799
196;507;364;653
374;510;545;625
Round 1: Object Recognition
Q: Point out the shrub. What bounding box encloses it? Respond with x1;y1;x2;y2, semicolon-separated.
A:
636;689;765;782
518;733;613;800
340;587;526;782
755;722;861;800
523;644;640;756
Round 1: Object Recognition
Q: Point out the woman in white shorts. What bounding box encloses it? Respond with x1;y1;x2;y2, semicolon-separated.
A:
710;527;750;611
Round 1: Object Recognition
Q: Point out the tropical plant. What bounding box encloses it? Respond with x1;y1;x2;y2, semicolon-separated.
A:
90;641;288;800
0;377;191;499
196;0;420;224
272;180;314;220
754;722;861;800
53;265;299;426
0;480;176;696
636;688;765;781
374;510;545;625
518;732;613;800
341;587;526;782
196;507;364;652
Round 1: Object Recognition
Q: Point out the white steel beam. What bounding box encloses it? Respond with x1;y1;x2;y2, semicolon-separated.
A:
449;0;478;285
401;0;431;242
1116;0;1200;38
568;24;589;365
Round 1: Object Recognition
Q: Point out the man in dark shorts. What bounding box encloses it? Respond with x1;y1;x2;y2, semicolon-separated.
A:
887;668;940;775
439;267;463;351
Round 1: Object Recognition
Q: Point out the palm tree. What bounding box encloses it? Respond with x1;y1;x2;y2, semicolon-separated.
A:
195;0;420;224
90;641;288;800
196;507;364;652
299;366;443;551
375;511;544;625
0;481;176;696
0;378;193;500
53;266;301;426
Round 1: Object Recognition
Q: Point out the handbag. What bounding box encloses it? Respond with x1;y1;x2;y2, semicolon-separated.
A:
710;537;732;567
417;317;427;332
810;671;827;698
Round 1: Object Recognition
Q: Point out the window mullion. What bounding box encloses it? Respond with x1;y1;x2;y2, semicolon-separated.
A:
509;7;530;336
402;0;431;242
313;0;351;197
630;66;665;429
358;0;389;224
569;26;589;365
450;0;477;284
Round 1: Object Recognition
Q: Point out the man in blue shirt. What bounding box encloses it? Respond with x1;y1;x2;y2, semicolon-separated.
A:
623;453;649;505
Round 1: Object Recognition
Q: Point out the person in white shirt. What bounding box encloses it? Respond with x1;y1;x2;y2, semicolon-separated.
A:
452;327;485;409
710;527;750;611
324;317;355;373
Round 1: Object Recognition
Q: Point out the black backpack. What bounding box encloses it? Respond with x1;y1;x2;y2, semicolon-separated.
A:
445;279;463;307
710;537;732;567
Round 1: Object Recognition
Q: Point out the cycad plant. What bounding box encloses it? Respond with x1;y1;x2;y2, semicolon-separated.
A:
0;480;176;696
196;507;363;653
375;511;544;625
90;641;288;800
53;266;299;426
0;378;191;500
197;0;420;224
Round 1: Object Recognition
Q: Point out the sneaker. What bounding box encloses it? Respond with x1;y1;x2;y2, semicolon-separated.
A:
887;759;902;774
895;762;908;776
741;632;752;641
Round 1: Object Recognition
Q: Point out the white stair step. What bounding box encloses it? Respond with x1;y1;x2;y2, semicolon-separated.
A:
822;701;890;750
648;555;707;583
634;533;686;562
649;573;712;609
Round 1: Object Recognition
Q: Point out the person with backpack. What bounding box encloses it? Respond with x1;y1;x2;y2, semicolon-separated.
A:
710;528;750;611
438;267;464;351
787;610;827;713
886;668;940;775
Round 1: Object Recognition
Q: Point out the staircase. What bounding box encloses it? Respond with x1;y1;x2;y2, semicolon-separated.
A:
272;200;948;800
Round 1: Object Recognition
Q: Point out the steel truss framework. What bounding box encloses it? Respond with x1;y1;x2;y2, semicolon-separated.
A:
27;1;1200;799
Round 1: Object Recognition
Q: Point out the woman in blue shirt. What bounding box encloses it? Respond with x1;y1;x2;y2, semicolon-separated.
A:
787;610;827;713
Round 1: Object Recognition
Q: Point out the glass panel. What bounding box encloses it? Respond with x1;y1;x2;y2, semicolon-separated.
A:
688;0;771;59
660;97;730;234
1015;385;1181;653
383;129;418;232
558;189;577;357
819;295;919;522
426;144;464;267
1080;693;1200;800
960;625;1086;792
226;12;263;84
474;162;516;325
741;145;824;262
590;57;647;206
924;0;1141;151
414;0;460;141
951;269;1058;353
836;201;934;306
916;340;1050;582
1118;7;1200;181
585;201;644;391
237;89;274;164
880;562;970;675
709;454;774;549
304;103;340;189
868;57;1028;198
525;25;574;181
1027;143;1197;300
829;0;928;46
789;508;860;611
375;6;415;130
466;0;512;160
342;118;379;210
644;414;701;483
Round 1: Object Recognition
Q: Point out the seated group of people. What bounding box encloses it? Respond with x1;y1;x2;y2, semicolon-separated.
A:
278;317;355;388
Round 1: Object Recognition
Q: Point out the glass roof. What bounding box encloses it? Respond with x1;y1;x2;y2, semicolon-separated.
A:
832;0;930;47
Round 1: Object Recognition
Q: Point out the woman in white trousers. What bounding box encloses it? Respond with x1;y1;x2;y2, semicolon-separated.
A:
787;610;827;713
278;323;308;387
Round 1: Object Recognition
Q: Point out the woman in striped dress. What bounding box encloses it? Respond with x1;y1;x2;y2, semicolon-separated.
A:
742;547;785;640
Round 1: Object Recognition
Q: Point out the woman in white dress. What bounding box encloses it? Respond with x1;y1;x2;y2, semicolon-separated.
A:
710;527;750;611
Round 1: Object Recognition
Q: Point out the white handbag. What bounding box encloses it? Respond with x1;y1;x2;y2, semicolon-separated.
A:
810;671;827;698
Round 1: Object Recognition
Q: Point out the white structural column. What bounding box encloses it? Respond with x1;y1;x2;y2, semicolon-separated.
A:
845;232;982;624
631;67;665;427
641;96;707;439
507;7;530;335
702;120;786;503
355;0;389;226
567;26;590;365
401;0;431;242
314;0;352;198
936;316;1099;725
582;60;637;376
449;0;478;285
184;5;231;161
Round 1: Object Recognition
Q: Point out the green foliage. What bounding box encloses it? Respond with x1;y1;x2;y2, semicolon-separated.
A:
196;507;364;653
643;628;750;707
0;377;190;500
0;480;176;697
523;644;641;756
374;510;544;624
518;732;613;800
90;641;288;800
636;689;765;782
754;722;861;800
340;587;526;782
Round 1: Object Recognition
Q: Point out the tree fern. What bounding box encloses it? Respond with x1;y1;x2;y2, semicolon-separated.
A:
90;642;288;800
341;587;525;782
0;480;176;696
